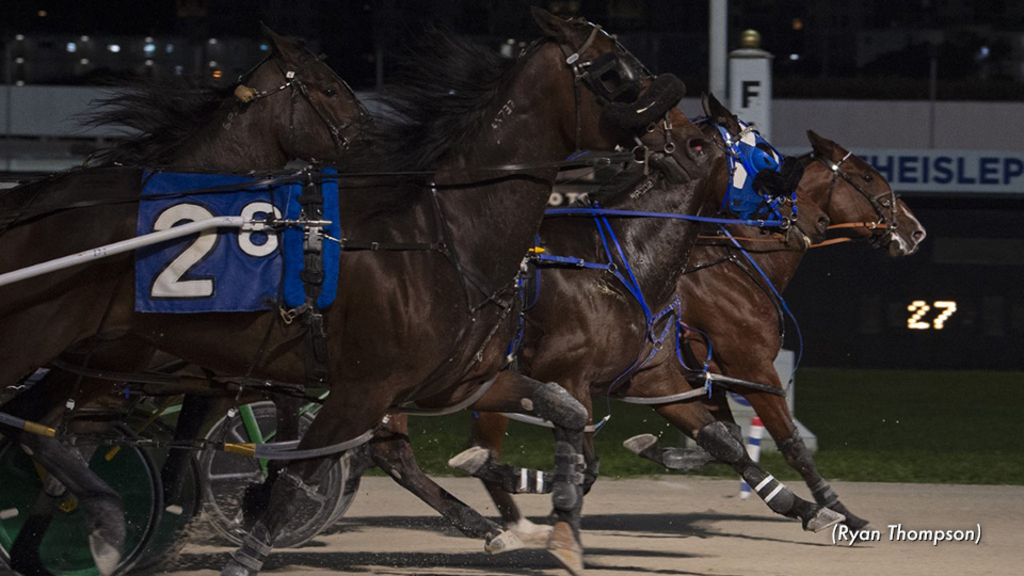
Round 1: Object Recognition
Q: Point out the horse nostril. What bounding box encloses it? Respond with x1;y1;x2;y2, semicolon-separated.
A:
912;229;925;241
817;216;830;233
688;138;707;155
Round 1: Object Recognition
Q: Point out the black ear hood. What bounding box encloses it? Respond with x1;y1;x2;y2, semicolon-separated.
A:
601;74;686;131
752;156;805;198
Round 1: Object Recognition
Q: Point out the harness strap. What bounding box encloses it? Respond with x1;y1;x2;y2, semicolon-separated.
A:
299;177;329;384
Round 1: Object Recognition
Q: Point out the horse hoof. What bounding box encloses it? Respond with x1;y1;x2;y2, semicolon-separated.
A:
485;529;524;554
844;513;870;531
510;518;554;546
88;533;122;576
547;521;584;576
622;434;658;455
220;559;258;576
448;446;489;475
804;507;846;533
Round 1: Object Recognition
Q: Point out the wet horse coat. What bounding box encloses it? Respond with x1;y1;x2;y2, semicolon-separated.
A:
0;10;688;575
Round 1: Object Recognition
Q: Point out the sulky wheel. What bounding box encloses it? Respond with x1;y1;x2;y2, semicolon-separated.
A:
197;401;347;548
327;451;360;524
128;415;204;574
0;425;161;576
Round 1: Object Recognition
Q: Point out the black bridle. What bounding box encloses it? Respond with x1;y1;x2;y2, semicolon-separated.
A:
562;22;650;104
235;50;368;154
809;151;900;248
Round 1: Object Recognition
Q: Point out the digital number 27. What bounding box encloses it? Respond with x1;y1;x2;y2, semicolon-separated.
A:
907;300;957;330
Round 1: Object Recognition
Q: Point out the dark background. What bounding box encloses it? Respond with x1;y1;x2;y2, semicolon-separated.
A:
3;1;1021;370
3;0;1023;99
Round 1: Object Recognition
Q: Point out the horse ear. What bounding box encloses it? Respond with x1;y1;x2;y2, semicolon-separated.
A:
260;22;301;59
807;130;837;157
531;6;582;44
703;92;741;134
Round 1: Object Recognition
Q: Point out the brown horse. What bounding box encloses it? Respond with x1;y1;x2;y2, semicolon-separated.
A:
0;26;368;576
342;97;841;544
341;104;722;546
620;109;927;529
454;95;926;536
0;9;686;575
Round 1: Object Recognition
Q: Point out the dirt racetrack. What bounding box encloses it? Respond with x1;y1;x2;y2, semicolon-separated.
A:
160;476;1020;576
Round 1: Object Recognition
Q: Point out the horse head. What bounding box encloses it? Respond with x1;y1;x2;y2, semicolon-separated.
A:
238;25;368;162
531;7;687;150
699;92;831;248
804;130;927;257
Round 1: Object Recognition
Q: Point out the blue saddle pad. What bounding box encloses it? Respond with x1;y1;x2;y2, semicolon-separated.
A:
134;169;340;313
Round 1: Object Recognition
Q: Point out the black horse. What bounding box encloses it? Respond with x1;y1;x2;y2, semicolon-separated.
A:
333;100;842;550
0;25;367;576
0;9;686;575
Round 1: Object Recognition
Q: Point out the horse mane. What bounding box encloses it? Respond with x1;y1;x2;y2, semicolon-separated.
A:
354;27;520;172
81;78;234;166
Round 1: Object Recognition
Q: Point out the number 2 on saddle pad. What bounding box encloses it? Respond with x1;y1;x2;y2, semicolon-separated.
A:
133;171;340;313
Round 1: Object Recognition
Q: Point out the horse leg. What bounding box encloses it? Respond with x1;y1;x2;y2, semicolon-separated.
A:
453;411;550;545
2;374;128;576
237;393;307;523
8;466;64;576
219;390;393;576
463;372;588;576
744;389;869;530
14;436;125;576
360;414;521;552
160;394;211;506
654;402;844;532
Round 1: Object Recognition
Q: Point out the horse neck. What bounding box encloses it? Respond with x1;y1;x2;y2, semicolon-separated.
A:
431;54;580;296
169;99;291;170
598;176;713;308
686;159;806;295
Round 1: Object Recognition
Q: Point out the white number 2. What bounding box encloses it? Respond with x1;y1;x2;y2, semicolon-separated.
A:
151;204;217;298
149;201;281;299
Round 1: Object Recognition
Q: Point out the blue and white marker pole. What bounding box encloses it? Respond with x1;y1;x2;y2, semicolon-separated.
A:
739;415;765;499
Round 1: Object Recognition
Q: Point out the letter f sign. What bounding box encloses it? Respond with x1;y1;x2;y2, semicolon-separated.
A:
742;81;761;108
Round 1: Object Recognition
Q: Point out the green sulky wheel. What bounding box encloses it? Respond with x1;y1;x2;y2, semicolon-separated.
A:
0;428;161;576
198;401;347;548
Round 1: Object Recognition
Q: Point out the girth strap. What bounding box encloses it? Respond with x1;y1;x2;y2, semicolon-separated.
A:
299;179;329;384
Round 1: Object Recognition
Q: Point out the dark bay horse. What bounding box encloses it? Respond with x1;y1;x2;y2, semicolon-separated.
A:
456;96;926;535
0;26;368;576
340;104;721;544
0;9;687;575
344;99;844;545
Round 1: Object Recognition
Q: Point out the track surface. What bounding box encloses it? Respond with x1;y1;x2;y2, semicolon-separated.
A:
157;476;1021;575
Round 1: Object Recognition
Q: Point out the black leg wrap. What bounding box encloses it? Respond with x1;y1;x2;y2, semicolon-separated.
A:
723;421;744;445
551;440;585;511
695;421;747;464
778;430;817;477
225;521;272;575
741;466;797;516
532;383;588;431
809;479;839;508
581;458;599;494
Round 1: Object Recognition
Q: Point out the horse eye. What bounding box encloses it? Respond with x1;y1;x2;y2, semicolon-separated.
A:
323;87;337;97
863;173;874;182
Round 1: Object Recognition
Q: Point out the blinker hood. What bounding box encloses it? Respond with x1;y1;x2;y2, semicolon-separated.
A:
601;74;686;131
